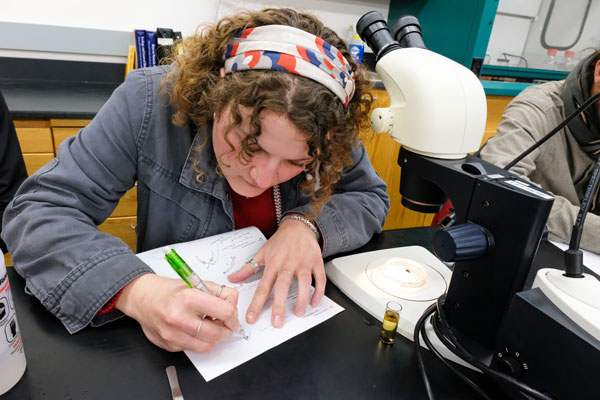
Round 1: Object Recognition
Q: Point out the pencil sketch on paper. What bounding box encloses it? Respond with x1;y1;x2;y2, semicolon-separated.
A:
195;249;218;269
135;227;344;382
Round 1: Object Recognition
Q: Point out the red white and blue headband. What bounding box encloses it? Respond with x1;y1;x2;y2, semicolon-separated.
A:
223;25;356;107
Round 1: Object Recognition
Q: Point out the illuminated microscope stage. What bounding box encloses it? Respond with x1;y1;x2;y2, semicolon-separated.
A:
326;246;449;339
326;246;472;367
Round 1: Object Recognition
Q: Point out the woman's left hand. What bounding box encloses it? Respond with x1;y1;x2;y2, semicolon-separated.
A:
227;217;325;328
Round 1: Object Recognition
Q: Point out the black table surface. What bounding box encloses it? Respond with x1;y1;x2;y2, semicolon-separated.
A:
3;227;566;400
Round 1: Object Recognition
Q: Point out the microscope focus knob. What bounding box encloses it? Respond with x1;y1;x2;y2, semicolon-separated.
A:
433;222;494;262
371;108;393;134
493;353;524;378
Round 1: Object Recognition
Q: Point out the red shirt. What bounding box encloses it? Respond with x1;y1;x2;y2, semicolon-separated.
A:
231;187;277;238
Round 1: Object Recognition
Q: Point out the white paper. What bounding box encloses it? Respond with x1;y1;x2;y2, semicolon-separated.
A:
549;240;600;276
136;227;344;381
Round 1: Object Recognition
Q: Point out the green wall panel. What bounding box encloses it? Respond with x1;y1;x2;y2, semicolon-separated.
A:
388;0;498;68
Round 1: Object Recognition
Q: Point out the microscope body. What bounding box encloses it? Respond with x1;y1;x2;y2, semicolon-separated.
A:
399;148;553;350
368;29;555;353
359;11;600;398
373;43;555;355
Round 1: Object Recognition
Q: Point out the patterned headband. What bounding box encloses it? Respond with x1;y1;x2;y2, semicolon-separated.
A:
223;25;355;107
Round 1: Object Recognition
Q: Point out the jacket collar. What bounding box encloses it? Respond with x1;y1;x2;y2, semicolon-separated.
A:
179;123;230;203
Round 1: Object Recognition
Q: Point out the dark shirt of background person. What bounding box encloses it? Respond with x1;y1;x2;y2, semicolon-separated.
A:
0;91;28;254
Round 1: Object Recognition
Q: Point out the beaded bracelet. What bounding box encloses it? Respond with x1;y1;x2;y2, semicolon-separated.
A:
280;214;321;242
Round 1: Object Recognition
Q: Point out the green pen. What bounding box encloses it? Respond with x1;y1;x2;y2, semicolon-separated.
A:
164;246;249;340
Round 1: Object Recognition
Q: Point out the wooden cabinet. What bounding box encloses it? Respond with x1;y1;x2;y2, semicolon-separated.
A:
5;119;138;266
14;120;55;176
98;216;138;251
484;95;513;145
361;89;513;231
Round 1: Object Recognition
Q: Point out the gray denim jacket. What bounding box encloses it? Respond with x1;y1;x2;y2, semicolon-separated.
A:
2;66;389;334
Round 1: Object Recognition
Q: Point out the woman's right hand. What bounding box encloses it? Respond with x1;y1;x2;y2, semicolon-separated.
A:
115;274;240;353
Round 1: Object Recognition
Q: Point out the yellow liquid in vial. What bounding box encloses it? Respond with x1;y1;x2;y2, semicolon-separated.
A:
380;310;400;344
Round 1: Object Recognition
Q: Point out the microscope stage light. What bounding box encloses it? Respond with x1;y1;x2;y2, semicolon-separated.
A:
366;256;447;301
326;246;475;368
326;246;449;339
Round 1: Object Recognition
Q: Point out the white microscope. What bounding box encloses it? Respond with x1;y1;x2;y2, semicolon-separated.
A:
326;11;600;400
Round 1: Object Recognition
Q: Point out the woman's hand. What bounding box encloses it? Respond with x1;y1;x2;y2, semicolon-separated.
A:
227;218;326;328
115;274;240;353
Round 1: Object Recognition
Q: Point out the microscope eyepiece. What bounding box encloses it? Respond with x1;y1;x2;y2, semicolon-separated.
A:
391;15;426;49
356;11;402;61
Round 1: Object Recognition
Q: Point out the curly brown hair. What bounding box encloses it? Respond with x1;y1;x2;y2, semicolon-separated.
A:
161;7;373;213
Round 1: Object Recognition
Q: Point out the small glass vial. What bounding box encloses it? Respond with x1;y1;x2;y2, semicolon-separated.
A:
380;301;402;345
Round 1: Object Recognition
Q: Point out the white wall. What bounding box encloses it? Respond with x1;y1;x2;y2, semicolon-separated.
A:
0;0;388;63
486;0;600;71
521;0;600;69
485;0;542;68
0;0;219;37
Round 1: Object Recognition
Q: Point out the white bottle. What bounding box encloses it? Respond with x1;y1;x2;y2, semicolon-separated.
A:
0;257;26;395
543;48;558;70
564;50;577;72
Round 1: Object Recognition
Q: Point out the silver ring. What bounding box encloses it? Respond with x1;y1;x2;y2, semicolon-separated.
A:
195;318;204;338
215;284;226;298
248;258;260;274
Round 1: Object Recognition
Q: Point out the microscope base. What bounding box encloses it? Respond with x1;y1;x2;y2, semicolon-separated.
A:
325;246;476;369
533;268;600;341
494;287;600;400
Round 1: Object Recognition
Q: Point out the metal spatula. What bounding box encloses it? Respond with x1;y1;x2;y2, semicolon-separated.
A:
165;365;184;400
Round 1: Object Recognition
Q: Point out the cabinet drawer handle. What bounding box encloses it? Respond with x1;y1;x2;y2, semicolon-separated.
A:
130;224;137;229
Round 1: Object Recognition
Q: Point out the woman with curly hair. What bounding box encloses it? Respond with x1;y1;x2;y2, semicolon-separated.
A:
2;8;389;353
